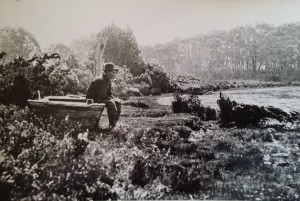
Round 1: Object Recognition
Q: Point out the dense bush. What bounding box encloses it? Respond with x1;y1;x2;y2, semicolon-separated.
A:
0;53;92;106
0;54;60;106
217;92;300;128
172;92;217;121
49;63;81;95
130;62;175;95
0;103;117;200
145;63;175;93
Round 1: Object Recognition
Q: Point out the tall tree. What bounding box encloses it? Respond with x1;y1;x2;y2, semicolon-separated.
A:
70;35;96;71
101;24;142;76
94;31;109;77
70;24;142;76
0;27;41;62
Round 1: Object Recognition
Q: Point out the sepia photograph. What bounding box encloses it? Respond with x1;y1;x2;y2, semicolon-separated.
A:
1;0;300;200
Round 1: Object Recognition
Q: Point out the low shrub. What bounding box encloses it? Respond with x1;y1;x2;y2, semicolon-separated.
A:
123;100;151;109
172;92;189;113
217;92;300;128
172;92;217;121
268;75;281;82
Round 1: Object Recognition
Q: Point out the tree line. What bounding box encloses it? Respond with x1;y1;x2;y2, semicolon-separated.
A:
0;24;143;77
141;23;300;81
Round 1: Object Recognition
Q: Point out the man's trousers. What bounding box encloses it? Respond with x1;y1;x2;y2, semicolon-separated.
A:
95;98;121;127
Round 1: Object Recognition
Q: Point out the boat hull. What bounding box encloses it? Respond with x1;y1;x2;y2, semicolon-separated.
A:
28;96;105;127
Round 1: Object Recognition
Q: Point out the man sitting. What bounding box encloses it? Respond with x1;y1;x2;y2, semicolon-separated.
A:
86;63;121;129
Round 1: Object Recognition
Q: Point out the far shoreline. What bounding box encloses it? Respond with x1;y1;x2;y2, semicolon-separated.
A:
174;77;300;95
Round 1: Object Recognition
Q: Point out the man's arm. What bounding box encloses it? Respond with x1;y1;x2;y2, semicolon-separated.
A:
107;81;114;99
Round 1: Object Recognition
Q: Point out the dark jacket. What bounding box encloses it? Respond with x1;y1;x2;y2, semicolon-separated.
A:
86;75;113;101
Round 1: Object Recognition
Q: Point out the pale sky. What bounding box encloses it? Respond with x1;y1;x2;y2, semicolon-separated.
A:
1;0;300;49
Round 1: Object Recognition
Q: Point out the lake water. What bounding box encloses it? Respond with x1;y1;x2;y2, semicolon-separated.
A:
157;86;300;112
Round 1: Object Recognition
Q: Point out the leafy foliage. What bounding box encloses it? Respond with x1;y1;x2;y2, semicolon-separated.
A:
0;54;60;106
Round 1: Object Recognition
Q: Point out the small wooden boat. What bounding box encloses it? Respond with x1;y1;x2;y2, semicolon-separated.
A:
28;95;105;127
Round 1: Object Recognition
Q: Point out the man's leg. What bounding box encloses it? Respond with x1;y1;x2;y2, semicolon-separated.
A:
114;99;122;122
103;100;117;129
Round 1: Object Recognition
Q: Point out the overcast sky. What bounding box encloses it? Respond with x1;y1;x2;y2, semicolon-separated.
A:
1;0;300;49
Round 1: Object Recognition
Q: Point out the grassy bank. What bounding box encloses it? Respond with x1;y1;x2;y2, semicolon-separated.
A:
1;96;300;200
95;96;300;200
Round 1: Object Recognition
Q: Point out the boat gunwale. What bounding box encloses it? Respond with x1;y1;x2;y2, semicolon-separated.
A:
27;99;105;109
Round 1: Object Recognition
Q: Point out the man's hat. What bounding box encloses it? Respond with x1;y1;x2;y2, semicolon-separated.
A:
104;63;119;72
